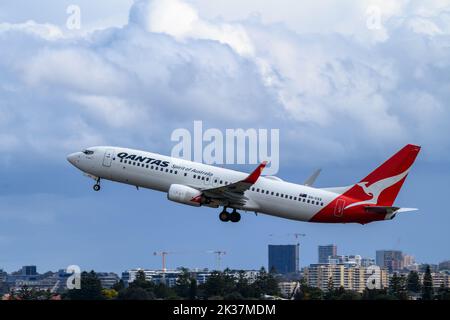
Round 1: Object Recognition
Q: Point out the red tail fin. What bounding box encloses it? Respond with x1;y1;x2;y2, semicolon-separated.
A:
347;144;421;207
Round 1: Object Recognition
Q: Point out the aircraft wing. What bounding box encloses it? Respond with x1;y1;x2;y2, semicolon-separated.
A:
304;169;321;186
201;161;268;206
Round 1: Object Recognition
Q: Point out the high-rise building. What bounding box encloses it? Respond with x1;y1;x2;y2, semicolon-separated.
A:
304;264;389;292
268;244;299;274
318;245;337;264
439;260;450;271
21;266;37;276
376;250;403;272
403;255;415;268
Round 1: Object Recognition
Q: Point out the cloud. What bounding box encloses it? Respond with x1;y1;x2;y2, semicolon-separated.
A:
0;20;63;40
0;0;449;165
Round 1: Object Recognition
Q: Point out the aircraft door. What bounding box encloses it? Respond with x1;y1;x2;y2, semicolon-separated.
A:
102;149;114;167
334;199;345;217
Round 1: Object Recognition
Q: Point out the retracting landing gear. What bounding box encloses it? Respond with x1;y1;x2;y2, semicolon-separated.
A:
219;209;229;222
230;209;241;223
218;207;241;223
93;178;101;191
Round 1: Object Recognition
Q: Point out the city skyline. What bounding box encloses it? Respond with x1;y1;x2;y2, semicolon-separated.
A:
1;245;448;275
1;0;450;274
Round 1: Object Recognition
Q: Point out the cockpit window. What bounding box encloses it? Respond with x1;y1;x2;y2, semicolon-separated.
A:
82;150;94;155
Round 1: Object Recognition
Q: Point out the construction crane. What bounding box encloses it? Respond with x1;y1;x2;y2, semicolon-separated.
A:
269;233;306;245
269;233;306;239
153;251;173;273
206;250;227;270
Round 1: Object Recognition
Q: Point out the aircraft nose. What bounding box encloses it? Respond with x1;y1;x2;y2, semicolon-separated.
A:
67;152;81;166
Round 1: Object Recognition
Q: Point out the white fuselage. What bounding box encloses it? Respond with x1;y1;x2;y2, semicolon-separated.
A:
67;146;341;222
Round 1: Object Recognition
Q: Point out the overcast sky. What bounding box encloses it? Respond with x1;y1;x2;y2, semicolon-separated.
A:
0;0;449;274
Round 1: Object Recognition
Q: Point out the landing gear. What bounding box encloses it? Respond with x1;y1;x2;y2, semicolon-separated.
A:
219;209;229;222
218;208;241;223
93;178;101;191
229;210;241;223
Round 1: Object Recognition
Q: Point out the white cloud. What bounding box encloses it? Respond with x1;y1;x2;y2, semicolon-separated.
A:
0;20;63;40
0;0;449;164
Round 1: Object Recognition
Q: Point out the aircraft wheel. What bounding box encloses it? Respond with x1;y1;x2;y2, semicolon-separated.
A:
93;184;101;192
230;211;241;223
219;210;229;222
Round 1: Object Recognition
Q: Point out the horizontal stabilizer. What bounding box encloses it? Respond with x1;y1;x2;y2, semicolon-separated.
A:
396;208;418;213
365;206;418;214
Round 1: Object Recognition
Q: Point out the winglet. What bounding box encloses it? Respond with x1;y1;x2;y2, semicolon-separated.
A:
243;161;268;184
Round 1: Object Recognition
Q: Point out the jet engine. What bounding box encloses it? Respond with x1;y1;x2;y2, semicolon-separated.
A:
167;184;203;207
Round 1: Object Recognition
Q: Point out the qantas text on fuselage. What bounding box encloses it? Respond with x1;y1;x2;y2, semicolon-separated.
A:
67;144;421;224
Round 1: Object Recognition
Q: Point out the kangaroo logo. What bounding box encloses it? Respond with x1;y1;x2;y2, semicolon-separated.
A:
345;168;410;209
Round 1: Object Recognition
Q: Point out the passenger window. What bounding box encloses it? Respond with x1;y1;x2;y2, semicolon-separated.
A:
170;170;173;173
271;192;274;195
294;197;297;201
289;196;293;200
276;193;279;196
266;190;269;194
174;171;178;174
256;188;260;192
202;177;205;180
193;175;196;179
151;166;154;169
184;173;187;176
220;180;223;184
133;162;136;166
307;200;310;203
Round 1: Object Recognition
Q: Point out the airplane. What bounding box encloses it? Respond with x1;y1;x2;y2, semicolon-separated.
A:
67;144;420;224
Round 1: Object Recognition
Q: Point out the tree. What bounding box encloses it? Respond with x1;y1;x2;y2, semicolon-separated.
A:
252;267;280;297
65;271;104;300
324;276;335;299
102;289;118;299
201;270;236;298
435;283;450;300
118;287;153;300
174;268;193;298
389;273;408;300
189;277;198;300
129;270;153;290
235;271;256;298
293;279;323;300
421;265;434;300
154;282;178;299
406;271;421;294
112;279;125;292
362;287;396;300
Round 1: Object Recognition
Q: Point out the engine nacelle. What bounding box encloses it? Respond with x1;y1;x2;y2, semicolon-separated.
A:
167;184;202;207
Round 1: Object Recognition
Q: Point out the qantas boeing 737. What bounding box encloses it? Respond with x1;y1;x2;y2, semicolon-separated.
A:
67;144;420;224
